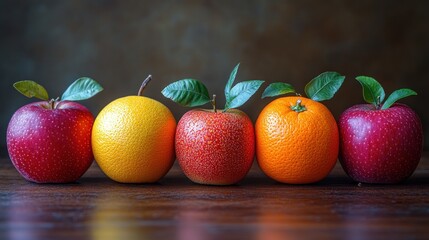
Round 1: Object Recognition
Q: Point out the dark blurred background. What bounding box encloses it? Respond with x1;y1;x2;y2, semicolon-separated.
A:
1;0;428;157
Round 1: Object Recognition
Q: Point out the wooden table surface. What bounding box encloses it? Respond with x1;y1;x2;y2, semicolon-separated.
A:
1;154;428;240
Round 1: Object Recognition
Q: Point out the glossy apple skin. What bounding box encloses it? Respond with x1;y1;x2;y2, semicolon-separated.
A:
175;109;255;185
6;101;95;183
339;103;423;184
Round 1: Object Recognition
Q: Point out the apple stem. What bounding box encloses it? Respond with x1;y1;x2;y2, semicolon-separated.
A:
376;96;382;110
48;97;59;109
291;99;307;113
138;75;152;96
49;99;55;109
211;94;217;113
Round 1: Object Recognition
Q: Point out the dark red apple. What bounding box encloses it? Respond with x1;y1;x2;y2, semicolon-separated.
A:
175;109;255;185
7;101;95;183
6;78;102;183
339;76;423;183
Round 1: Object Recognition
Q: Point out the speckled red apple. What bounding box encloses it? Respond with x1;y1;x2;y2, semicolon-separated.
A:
7;101;95;183
162;63;263;185
175;109;255;185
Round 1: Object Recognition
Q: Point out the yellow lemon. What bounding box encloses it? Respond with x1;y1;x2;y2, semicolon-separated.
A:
92;76;176;183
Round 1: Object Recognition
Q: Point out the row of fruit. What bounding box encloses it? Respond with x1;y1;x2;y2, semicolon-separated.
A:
6;64;423;185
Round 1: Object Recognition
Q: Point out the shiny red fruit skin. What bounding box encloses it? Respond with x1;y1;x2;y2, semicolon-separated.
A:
6;101;94;183
175;109;255;185
339;103;423;184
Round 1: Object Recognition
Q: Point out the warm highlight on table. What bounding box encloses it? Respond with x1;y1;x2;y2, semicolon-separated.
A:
1;154;428;240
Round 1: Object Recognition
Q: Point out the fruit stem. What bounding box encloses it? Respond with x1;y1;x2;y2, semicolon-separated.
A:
291;99;307;113
376;96;382;110
211;94;217;113
46;97;59;110
138;75;152;96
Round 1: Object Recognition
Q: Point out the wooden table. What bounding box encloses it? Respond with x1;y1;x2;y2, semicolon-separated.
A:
1;154;428;240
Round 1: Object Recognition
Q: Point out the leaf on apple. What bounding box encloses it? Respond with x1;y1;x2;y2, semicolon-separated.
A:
381;88;417;110
224;80;264;110
161;79;211;107
261;82;295;98
13;80;49;100
162;64;264;111
355;76;417;109
61;77;104;101
355;76;386;107
223;64;264;111
14;78;103;104
305;72;345;102
225;63;240;104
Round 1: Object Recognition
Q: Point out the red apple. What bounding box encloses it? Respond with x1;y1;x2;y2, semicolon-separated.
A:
175;109;255;185
7;101;95;183
162;63;264;185
339;76;423;183
6;78;102;183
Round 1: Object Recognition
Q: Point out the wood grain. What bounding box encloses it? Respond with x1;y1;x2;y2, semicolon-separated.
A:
1;154;428;240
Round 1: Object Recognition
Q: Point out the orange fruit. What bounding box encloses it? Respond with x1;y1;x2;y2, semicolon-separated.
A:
256;96;339;184
92;96;176;183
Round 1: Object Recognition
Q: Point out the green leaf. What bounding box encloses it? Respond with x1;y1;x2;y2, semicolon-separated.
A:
61;77;103;101
225;63;240;103
355;76;385;106
304;72;345;101
13;80;49;100
261;82;295;98
161;79;211;107
224;80;264;111
381;88;417;110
